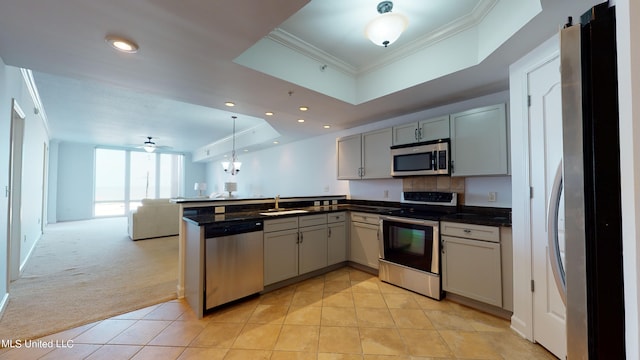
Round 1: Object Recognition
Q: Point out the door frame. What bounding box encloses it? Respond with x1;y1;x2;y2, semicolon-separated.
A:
7;98;25;282
508;34;559;341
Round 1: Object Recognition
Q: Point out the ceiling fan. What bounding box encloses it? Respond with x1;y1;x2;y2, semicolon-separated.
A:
136;136;172;153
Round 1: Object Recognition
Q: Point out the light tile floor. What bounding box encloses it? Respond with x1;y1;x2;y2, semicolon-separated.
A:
0;267;557;359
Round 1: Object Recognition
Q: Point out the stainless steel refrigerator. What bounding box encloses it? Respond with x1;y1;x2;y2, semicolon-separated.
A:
557;1;625;358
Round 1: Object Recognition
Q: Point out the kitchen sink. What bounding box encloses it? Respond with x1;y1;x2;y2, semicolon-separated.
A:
259;209;309;216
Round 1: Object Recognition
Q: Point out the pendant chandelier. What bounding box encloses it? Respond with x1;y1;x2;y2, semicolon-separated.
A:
365;1;409;48
221;116;242;175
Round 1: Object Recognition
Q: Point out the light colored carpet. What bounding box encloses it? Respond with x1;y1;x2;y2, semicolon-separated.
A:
0;217;178;341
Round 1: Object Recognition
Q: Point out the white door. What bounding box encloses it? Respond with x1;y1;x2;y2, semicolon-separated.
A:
528;55;567;358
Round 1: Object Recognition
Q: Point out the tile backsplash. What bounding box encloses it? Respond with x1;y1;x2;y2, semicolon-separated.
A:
402;176;466;204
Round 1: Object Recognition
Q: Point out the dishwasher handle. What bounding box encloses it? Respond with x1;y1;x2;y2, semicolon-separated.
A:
205;220;264;238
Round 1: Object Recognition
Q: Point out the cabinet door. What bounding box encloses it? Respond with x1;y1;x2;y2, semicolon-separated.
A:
419;115;450;142
392;122;419;145
264;229;299;285
350;222;380;269
362;128;392;179
442;235;502;307
450;104;508;176
336;134;362;179
299;225;328;274
327;222;347;265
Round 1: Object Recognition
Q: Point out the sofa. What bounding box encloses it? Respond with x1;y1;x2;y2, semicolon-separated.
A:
128;198;180;240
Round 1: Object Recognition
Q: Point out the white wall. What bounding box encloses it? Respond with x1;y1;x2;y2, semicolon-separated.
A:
205;91;512;207
55;142;94;221
0;61;49;305
17;85;49;268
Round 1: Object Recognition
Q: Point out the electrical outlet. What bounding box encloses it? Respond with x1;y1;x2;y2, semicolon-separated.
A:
323;186;330;193
488;192;497;202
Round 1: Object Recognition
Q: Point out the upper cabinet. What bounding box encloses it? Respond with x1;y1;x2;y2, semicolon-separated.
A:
450;104;508;177
337;128;392;180
392;115;450;146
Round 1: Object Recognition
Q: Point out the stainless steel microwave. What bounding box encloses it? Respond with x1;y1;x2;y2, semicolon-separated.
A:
390;139;450;176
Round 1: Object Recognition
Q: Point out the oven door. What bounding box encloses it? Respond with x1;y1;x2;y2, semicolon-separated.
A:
379;216;439;274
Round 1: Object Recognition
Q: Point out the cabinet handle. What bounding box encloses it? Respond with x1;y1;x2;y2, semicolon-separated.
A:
441;240;445;254
464;229;471;233
451;160;455;173
328;228;332;237
300;233;303;244
415;128;419;141
419;127;423;140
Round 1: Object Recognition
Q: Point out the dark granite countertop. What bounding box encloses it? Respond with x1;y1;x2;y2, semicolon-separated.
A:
183;203;511;228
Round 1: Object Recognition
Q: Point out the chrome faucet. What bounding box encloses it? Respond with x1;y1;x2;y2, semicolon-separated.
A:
275;194;280;210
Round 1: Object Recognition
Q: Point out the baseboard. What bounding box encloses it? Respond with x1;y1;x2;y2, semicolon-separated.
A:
444;292;513;320
0;292;8;319
17;232;42;277
346;261;379;276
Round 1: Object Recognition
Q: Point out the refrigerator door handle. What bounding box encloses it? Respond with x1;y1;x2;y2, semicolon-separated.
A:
547;160;567;305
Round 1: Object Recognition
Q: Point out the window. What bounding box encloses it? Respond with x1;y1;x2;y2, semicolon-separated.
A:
94;148;183;217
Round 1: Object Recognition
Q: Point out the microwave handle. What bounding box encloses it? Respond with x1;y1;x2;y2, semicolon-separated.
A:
432;151;437;169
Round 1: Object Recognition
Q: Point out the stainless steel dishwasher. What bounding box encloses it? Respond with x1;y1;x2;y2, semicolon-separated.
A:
204;219;264;310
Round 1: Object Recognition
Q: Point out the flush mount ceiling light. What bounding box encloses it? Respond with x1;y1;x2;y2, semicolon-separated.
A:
224;102;235;107
265;111;274;116
221;116;242;175
299;106;309;111
105;35;138;53
365;1;409;47
297;119;305;123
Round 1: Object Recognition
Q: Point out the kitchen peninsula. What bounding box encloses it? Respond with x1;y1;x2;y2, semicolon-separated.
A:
175;194;512;318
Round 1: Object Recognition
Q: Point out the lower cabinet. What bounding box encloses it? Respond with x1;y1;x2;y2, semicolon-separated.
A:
264;219;300;286
263;214;329;286
349;212;380;269
299;224;328;274
327;212;347;265
441;221;504;308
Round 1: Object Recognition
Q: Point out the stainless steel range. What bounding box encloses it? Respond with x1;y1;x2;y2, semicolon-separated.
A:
378;191;457;300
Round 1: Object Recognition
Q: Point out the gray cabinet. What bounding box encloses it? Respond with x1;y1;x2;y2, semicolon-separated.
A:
327;212;347;265
392;115;450;145
264;217;299;286
349;212;380;269
263;214;328;286
299;215;328;274
450;103;508;176
337;128;392;179
441;221;504;308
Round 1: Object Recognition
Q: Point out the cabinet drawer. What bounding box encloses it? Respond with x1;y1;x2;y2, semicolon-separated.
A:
299;214;327;227
264;217;299;232
327;212;346;223
440;221;500;242
350;212;379;225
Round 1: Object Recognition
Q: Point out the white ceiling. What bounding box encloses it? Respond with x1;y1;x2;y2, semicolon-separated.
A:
0;0;600;156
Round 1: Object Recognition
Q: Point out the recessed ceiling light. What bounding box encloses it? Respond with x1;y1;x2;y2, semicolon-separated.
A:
273;141;279;144
297;119;305;123
323;125;331;129
265;112;274;116
225;102;235;107
105;35;138;53
299;106;309;111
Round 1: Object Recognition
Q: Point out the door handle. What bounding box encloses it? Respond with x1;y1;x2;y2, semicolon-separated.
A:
547;160;567;305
